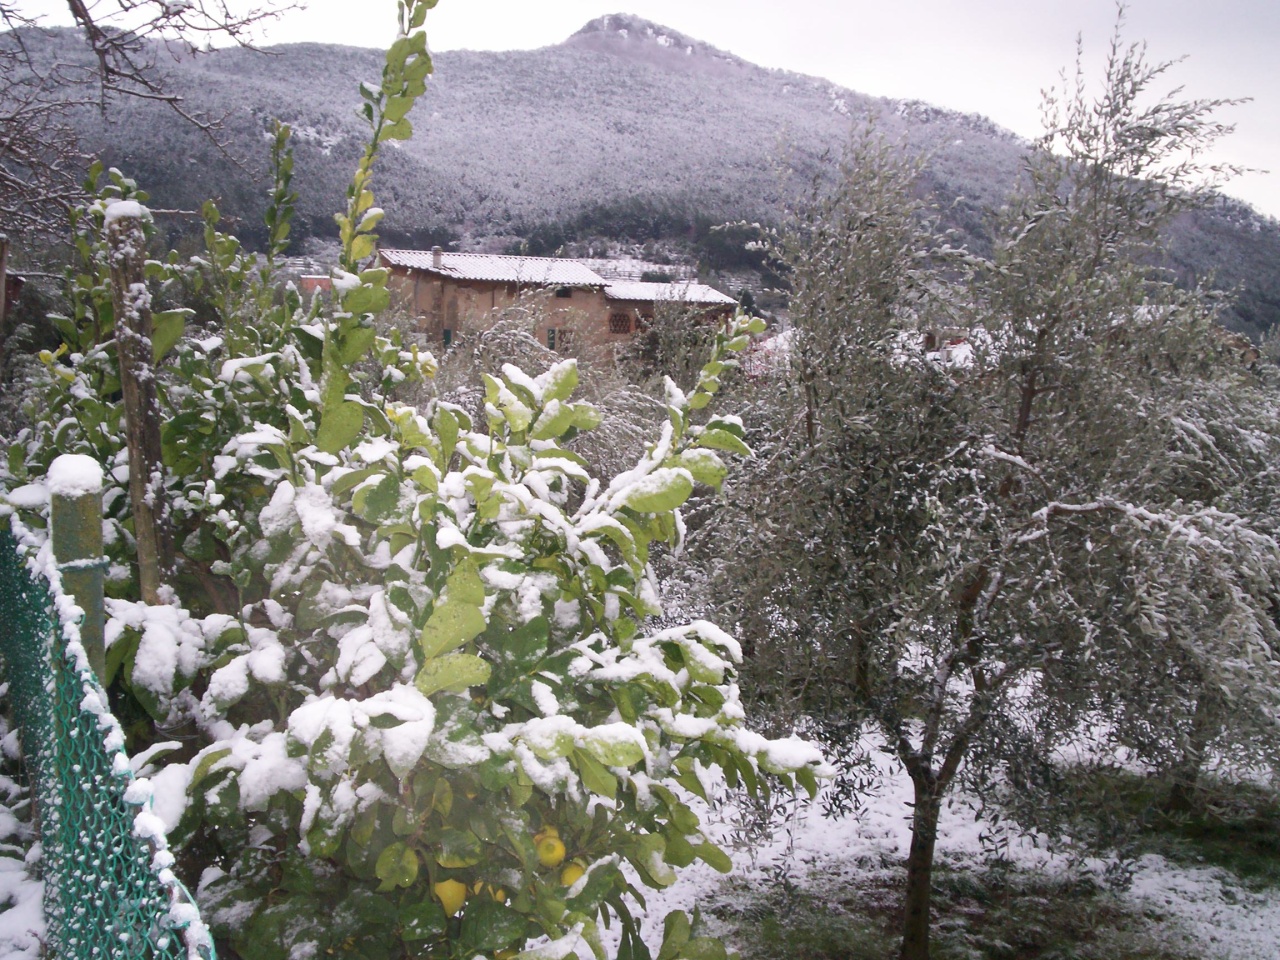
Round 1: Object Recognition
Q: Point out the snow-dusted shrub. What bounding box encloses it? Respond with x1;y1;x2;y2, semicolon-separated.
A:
1;3;824;958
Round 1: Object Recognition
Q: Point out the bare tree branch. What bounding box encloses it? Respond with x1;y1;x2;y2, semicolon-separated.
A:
1;0;298;240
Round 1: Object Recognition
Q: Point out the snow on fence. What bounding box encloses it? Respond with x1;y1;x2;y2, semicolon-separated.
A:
0;471;215;960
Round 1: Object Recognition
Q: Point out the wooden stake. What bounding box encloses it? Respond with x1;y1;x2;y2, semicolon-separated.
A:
106;211;173;604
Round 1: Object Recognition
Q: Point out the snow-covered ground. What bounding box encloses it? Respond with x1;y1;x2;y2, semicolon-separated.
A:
631;746;1280;960
2;741;1279;959
0;716;45;960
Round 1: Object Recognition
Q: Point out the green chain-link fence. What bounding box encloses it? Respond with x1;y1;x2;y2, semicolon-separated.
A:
0;526;215;960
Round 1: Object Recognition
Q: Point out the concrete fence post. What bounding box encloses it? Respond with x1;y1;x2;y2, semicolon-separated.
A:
48;455;106;680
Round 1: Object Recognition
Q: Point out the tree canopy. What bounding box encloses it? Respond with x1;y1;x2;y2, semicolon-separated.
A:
698;26;1280;960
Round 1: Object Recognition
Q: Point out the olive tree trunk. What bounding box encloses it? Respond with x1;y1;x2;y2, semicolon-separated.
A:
900;771;942;960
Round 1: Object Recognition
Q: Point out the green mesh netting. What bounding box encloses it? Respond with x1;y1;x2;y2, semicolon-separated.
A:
0;528;215;960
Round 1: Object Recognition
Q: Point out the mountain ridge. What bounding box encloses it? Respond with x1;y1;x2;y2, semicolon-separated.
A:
5;18;1279;337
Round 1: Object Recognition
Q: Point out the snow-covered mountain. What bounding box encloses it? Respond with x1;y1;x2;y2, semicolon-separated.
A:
12;15;1280;337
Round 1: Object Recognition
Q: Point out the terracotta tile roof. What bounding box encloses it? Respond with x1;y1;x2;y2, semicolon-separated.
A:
604;281;737;306
379;249;606;287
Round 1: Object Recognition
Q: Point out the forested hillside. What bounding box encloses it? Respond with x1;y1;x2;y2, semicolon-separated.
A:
9;13;1280;337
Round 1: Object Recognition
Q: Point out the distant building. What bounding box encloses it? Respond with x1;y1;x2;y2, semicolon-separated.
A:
602;280;737;336
298;275;332;299
378;247;736;351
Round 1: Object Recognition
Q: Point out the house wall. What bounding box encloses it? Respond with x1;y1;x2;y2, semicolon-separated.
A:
386;266;614;349
606;299;736;334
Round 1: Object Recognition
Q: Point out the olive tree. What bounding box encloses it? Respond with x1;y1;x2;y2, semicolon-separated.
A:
700;28;1280;960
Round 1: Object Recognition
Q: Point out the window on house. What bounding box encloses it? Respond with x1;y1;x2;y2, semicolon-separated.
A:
547;328;557;351
442;328;453;348
555;287;572;299
609;313;632;335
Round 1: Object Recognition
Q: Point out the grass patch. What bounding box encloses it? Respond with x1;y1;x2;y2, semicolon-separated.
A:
1147;783;1280;886
703;862;1189;960
1057;770;1280;888
703;876;897;960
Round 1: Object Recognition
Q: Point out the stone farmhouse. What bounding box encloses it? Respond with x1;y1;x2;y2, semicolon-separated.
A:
377;247;737;351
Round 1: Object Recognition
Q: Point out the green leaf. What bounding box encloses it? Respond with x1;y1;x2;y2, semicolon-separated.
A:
331;465;380;497
317;401;366;454
693;842;733;874
188;747;232;790
570;403;604;432
104;627;139;687
418;600;487;660
666;800;701;835
374;841;419;891
415;652;492;696
383;94;415;123
447;559;486;605
676;449;727;489
435;828;484;868
350;888;400;927
541;359;578;402
573;748;617;799
459;897;528;953
580;728;645;768
398;897;447;942
672;758;707;802
530;400;577;441
352;473;401;521
151;309;189;362
433;407;460;469
694;428;751;457
379;118;414;141
796;764;819;798
657;910;692;960
618;469;693;514
336;324;378;365
663;834;696;868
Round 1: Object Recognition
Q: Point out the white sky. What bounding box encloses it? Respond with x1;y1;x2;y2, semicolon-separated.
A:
19;0;1279;217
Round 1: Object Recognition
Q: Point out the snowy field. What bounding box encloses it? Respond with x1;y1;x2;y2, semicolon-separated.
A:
2;741;1279;959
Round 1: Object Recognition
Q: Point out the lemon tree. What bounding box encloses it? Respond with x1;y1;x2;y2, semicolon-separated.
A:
2;3;826;958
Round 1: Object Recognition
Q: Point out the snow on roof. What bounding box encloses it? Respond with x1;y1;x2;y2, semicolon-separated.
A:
379;249;606;287
604;281;737;306
578;258;696;281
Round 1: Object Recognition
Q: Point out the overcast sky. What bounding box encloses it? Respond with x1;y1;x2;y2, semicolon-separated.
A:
22;0;1279;216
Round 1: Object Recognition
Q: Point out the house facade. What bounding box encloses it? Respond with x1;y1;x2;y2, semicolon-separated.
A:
379;247;737;351
602;280;737;336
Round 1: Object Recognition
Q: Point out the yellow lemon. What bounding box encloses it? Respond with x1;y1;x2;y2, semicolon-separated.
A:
433;878;467;916
535;835;566;868
560;861;586;887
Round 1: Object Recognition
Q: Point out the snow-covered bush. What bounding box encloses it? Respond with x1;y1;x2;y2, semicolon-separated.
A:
1;3;825;958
